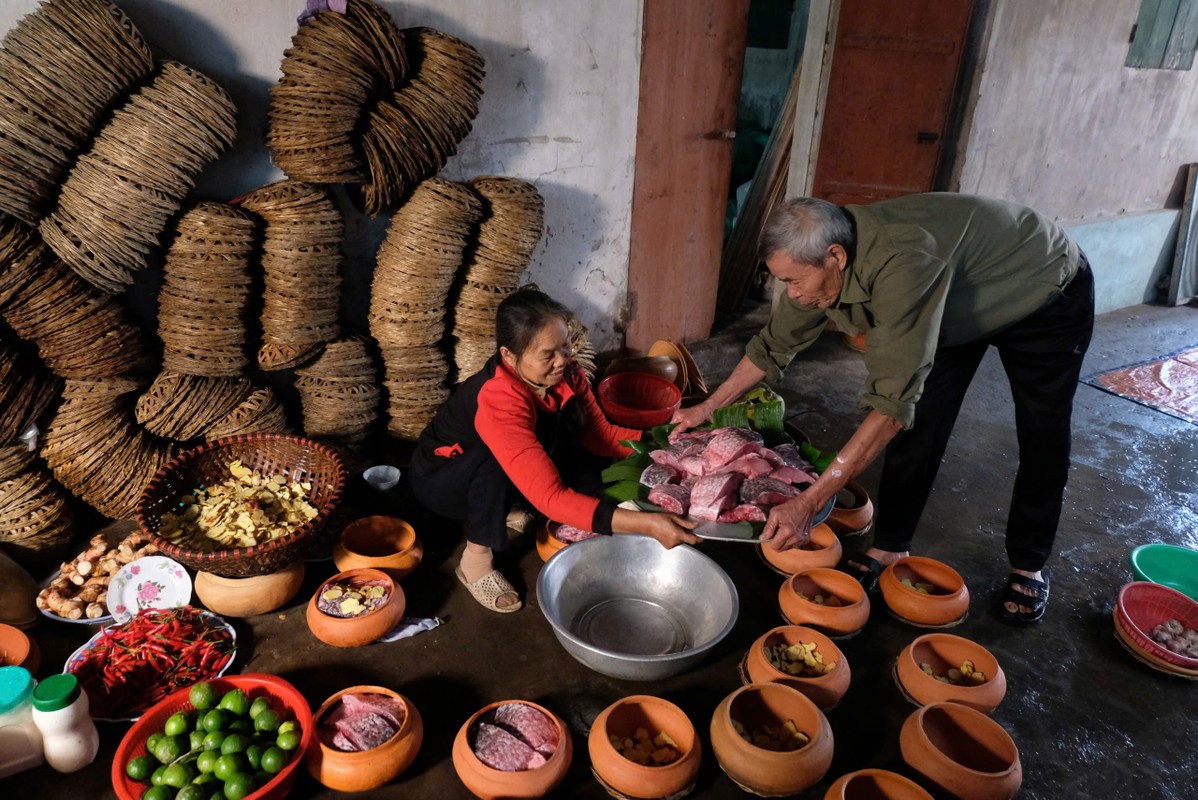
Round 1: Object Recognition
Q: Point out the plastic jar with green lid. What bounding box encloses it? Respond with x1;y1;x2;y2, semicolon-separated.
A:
0;665;44;778
30;673;98;772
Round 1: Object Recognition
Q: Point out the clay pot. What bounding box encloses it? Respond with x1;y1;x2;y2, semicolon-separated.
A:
824;768;933;799
588;695;701;799
452;700;573;799
306;685;423;791
879;557;970;627
306;568;405;647
710;682;833;797
778;568;870;637
743;625;851;711
826;480;874;535
333;515;423;581
760;524;843;575
194;561;305;617
535;521;567;563
0;551;38;629
899;702;1021;800
895;633;1007;713
0;623;39;675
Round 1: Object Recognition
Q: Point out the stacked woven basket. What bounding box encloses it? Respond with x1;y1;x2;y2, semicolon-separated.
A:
370;178;481;439
40;60;238;293
451;177;545;380
0;0;154;225
295;336;380;466
269;0;485;214
238;181;344;370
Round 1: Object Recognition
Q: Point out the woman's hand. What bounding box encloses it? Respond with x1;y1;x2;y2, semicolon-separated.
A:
759;495;819;551
641;513;701;549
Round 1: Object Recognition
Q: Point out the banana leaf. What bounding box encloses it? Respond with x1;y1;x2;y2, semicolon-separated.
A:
602;480;650;504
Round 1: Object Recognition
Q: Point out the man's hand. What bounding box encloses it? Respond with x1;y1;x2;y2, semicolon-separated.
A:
669;403;711;436
759;494;818;551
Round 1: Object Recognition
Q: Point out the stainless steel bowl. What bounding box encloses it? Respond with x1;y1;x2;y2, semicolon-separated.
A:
537;535;739;681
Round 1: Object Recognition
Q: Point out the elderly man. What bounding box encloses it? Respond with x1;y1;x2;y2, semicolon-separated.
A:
673;194;1094;623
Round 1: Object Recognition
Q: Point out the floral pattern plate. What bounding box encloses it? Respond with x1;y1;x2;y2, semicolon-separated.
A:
106;556;193;624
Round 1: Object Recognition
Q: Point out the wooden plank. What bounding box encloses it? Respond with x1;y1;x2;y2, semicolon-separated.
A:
1126;0;1179;69
788;0;841;198
1167;162;1198;306
1163;0;1198;69
625;0;750;351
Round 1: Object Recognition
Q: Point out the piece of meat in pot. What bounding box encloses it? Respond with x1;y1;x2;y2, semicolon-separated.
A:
552;523;600;543
741;476;802;506
640;462;682;487
648;483;691;515
472;721;540;771
492;703;559;756
701;428;763;472
718;504;768;523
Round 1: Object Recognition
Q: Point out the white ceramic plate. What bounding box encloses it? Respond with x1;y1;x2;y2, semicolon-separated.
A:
106;556;193;624
63;610;237;722
37;569;114;626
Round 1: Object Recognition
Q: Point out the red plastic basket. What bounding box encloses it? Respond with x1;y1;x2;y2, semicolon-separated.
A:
597;372;682;428
1115;581;1198;670
112;673;314;800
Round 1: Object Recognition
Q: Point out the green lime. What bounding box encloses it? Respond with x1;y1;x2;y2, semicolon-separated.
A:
208;792;225;800
162;762;196;789
164;711;194;737
200;709;227;732
227;719;251;734
189;682;216;712
192;771;217;786
220;734;247;756
141;786;173;800
154;735;185;764
276;720;296;736
150;765;169;786
244;744;263;771
248;696;271;720
213;753;246;783
146;733;165;754
275;730;300;752
252;709;279;733
217;689;249;716
201;730;225;751
176;786;206;800
126;754;157;782
195;749;219;774
189;730;206;750
260;746;287;775
222;772;255;800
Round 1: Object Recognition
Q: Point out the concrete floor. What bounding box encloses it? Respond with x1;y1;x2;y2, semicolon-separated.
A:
18;300;1198;799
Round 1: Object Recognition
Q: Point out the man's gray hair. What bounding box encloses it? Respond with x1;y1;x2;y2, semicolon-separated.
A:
757;197;853;265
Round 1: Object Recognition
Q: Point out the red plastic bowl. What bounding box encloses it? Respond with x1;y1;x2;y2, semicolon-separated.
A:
112;673;314;800
1115;581;1198;670
597;372;682;428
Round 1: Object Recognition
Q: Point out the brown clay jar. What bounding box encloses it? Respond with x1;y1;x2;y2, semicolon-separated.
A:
305;685;423;791
588;695;701;799
824;768;933;799
896;633;1007;713
0;623;39;675
194;561;305;617
760;524;843;575
899;702;1022;800
709;682;834;797
452;700;573;799
535;521;567;563
744;625;851;711
333;515;423;581
826;480;874;535
778;567;870;637
306;567;405;647
879;557;970;626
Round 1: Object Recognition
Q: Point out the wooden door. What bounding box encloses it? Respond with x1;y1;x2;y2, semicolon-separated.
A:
625;0;750;352
811;0;974;205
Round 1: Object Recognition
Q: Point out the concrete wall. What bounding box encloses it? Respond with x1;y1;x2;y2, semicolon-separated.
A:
0;0;643;351
955;0;1198;312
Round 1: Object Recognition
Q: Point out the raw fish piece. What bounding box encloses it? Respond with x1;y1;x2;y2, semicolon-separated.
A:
492;702;560;756
473;721;540;771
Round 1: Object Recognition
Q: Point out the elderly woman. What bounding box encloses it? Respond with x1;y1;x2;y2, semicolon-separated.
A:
410;288;699;613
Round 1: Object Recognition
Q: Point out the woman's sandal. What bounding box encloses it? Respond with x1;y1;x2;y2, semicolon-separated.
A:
837;553;887;593
456;566;522;613
998;573;1049;625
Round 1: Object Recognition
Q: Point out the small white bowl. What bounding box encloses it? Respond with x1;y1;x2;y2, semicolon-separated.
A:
363;465;401;492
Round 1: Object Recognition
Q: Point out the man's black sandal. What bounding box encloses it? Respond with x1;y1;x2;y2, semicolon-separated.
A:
837;554;887;593
998;573;1049;625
